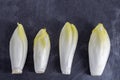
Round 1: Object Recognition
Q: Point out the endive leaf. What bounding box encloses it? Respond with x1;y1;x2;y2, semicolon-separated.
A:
34;28;51;73
34;29;47;48
17;23;26;41
89;23;110;76
9;23;28;74
59;22;78;75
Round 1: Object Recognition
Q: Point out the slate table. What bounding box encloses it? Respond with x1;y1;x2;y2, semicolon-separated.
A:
0;0;120;80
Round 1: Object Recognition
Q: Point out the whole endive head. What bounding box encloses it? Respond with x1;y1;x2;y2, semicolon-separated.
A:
10;23;28;74
34;28;51;73
59;22;78;75
89;23;110;76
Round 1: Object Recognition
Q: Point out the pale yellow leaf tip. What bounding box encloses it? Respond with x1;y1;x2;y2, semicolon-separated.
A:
93;23;108;42
64;22;72;38
17;22;26;41
93;23;105;31
34;28;49;48
63;22;78;39
71;24;78;37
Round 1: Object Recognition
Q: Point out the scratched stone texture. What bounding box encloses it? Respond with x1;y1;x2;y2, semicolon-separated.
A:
0;0;120;80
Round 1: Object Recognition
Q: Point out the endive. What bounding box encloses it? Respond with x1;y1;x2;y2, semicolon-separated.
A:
89;23;110;76
34;28;51;73
9;23;28;74
59;22;78;75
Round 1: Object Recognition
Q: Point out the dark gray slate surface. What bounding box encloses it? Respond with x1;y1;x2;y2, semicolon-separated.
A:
0;0;120;80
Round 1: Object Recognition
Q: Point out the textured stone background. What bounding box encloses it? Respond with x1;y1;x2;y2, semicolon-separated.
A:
0;0;120;80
